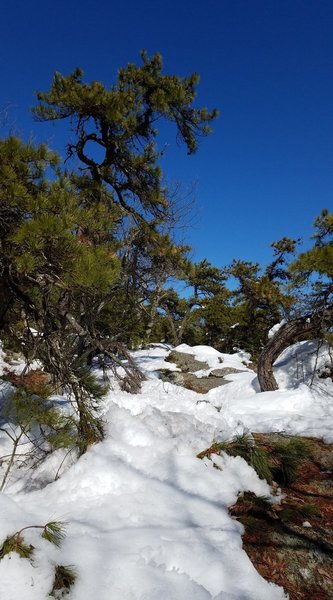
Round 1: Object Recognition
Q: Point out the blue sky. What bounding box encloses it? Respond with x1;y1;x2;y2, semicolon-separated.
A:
2;0;332;269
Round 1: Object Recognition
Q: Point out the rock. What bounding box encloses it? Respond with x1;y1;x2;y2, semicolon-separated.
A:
158;369;185;386
209;367;246;377
165;351;208;372
161;350;236;393
182;373;229;393
158;367;229;394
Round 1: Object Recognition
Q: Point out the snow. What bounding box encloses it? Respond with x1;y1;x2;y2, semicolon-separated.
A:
0;340;332;599
174;343;251;371
268;320;286;339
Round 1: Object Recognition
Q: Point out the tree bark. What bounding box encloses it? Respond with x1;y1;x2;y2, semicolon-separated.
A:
257;306;333;392
144;285;164;342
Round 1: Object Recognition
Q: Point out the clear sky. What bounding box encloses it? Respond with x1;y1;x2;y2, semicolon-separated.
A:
2;0;332;269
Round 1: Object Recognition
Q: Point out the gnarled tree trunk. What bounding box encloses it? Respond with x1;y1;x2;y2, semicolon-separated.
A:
257;306;333;392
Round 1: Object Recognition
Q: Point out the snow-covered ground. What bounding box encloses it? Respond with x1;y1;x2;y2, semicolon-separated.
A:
0;341;332;599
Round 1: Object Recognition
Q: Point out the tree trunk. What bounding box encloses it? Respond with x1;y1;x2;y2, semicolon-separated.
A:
257;306;333;392
0;284;13;329
165;309;181;346
144;285;163;342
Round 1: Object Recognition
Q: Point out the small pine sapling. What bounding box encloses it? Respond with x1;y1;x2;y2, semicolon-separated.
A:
0;521;76;597
0;521;67;560
0;370;78;490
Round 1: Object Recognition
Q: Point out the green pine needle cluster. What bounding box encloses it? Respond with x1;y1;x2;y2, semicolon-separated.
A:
272;438;313;484
279;502;318;522
0;381;78;491
198;433;313;486
0;534;33;560
41;521;67;547
299;503;319;518
202;433;273;483
4;386;77;451
73;363;107;400
50;564;77;597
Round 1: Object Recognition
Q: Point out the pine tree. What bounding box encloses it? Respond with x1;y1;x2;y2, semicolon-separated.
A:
1;53;217;453
257;211;333;391
227;239;297;359
32;52;217;224
0;136;119;451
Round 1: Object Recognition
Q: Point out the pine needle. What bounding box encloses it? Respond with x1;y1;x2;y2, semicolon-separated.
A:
50;564;77;596
42;521;67;547
0;534;34;559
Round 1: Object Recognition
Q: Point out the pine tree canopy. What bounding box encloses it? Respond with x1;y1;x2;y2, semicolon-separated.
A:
289;209;333;308
32;52;218;223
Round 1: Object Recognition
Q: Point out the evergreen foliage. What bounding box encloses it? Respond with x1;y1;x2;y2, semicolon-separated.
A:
257;211;333;391
0;521;76;598
0;533;34;560
50;564;77;598
33;52;217;222
197;433;273;483
198;434;313;486
289;209;333;309
0;521;67;559
272;438;313;484
0;52;217;456
226;241;297;358
0;370;77;490
41;521;67;547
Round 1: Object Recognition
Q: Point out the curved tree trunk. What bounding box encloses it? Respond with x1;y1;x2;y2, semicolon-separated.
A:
257;306;333;392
